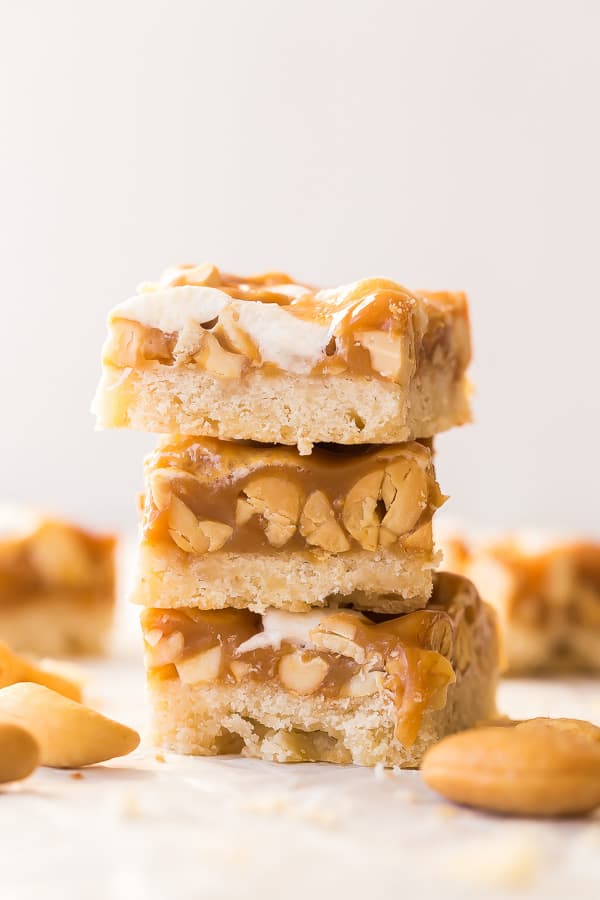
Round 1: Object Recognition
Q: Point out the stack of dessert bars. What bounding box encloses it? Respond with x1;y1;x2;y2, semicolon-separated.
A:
95;264;499;766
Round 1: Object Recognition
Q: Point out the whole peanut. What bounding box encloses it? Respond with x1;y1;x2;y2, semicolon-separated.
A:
0;682;139;768
422;720;600;817
0;721;39;783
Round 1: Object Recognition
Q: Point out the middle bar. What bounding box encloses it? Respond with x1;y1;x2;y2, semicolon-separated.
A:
133;436;445;613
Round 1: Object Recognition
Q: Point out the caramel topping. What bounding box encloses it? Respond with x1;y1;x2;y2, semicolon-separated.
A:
0;520;115;604
489;541;600;628
142;437;444;557
105;263;471;384
141;590;471;746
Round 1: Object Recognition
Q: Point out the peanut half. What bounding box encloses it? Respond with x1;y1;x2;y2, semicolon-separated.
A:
0;721;39;784
0;683;140;768
342;455;430;550
0;641;81;702
421;719;600;817
236;475;303;547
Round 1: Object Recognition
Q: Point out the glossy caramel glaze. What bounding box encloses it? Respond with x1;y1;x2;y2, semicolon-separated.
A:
105;264;471;384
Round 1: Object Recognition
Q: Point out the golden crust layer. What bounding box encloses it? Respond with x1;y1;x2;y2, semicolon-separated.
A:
131;543;437;613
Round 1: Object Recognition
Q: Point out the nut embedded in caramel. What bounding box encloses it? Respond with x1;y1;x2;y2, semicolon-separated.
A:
309;614;366;664
355;330;409;382
168;497;233;554
278;652;329;695
236;475;303;548
342;456;428;550
176;646;222;684
299;491;350;553
194;331;245;378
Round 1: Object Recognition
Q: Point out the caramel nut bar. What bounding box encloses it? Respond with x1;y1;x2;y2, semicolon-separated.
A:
0;508;116;656
94;265;472;451
141;572;499;767
442;532;600;673
133;436;445;613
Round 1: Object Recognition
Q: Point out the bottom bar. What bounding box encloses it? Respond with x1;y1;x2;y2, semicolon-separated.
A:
141;572;499;767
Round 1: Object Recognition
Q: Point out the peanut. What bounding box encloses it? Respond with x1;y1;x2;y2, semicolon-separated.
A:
0;641;81;702
299;491;350;553
0;721;39;783
516;717;600;743
0;683;140;768
175;646;222;684
278;652;329;695
422;721;600;817
237;475;303;547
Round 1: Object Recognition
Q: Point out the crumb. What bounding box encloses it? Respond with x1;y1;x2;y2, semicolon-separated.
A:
241;795;288;817
374;762;395;782
118;791;141;819
576;824;600;846
289;805;339;828
69;772;84;781
447;835;541;889
241;794;338;828
393;789;418;804
435;803;458;819
154;752;165;763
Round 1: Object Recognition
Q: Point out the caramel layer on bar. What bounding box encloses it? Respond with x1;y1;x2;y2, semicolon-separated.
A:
142;437;444;557
446;536;600;628
103;264;470;385
0;511;115;604
487;541;600;628
142;573;478;746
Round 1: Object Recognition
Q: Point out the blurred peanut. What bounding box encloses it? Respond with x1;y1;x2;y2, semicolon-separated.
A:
0;641;81;702
0;721;39;783
0;682;140;768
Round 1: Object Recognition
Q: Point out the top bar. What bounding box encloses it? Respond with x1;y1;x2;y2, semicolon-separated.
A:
94;263;471;451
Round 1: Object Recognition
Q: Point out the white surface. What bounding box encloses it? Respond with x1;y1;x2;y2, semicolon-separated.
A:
1;1;600;535
0;655;598;900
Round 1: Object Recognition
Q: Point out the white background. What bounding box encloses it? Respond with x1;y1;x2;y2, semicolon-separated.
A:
1;0;598;537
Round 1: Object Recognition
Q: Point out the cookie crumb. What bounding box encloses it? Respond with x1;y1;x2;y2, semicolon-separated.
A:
118;791;141;819
448;835;541;888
